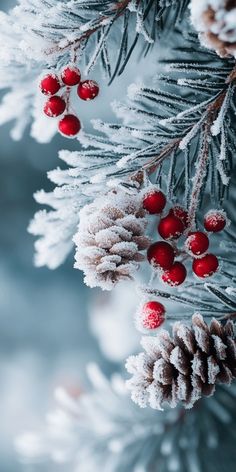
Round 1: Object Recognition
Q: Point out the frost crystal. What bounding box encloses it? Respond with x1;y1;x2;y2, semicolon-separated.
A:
190;0;236;58
126;313;236;410
73;189;150;290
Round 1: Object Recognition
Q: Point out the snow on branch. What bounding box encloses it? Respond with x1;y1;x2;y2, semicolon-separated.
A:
29;30;236;268
0;11;42;140
0;0;190;141
11;0;186;79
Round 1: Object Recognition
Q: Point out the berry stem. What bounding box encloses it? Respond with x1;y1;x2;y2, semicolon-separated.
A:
65;87;71;113
179;253;190;263
70;46;77;64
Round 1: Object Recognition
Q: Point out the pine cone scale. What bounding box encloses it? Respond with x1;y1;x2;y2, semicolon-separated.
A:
191;0;236;58
170;346;191;376
126;314;236;410
74;190;150;290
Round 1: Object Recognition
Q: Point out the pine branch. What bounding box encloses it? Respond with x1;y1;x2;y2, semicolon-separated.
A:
28;27;236;268
11;0;187;78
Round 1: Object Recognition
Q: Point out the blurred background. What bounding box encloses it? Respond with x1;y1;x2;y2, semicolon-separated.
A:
0;66;97;472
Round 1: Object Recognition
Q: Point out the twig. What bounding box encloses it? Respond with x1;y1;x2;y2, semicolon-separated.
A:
43;0;138;57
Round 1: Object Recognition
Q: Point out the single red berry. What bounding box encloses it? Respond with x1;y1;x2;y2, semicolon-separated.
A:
204;210;227;233
43;96;66;117
58;114;81;137
77;80;99;100
147;241;175;270
138;301;165;330
158;214;184;240
185;231;209;257
40;74;61;95
169;206;189;228
143;189;166;214
192;254;219;278
161;261;187;286
61;65;81;86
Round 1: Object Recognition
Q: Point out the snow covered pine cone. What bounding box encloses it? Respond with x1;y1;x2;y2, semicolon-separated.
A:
191;0;236;58
73;189;150;290
126;313;236;410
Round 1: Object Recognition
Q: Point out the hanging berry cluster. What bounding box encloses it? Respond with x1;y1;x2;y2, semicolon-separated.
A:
135;186;229;332
39;65;99;138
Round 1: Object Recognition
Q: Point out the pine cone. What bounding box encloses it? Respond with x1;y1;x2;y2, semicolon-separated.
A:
191;0;236;58
73;189;150;290
126;313;236;410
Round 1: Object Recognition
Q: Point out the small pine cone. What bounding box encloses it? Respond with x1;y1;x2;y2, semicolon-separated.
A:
191;0;236;58
126;313;236;410
73;189;150;290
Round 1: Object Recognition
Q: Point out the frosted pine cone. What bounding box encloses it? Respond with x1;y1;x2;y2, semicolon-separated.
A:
73;189;150;290
191;0;236;58
126;313;236;410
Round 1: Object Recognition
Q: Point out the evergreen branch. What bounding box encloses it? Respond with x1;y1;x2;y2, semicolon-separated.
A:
140;87;229;176
11;0;188;78
28;26;236;269
137;285;223;312
44;0;137;57
204;284;236;311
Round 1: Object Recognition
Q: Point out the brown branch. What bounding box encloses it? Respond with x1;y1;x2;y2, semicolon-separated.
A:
187;91;226;228
136;64;236;180
130;69;235;224
142;138;181;172
44;0;138;57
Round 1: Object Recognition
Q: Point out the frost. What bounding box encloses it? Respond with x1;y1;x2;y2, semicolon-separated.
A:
190;0;236;57
73;189;149;290
127;81;143;101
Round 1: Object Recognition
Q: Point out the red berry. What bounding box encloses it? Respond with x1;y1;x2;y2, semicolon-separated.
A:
147;241;175;270
143;189;166;214
77;80;99;101
161;261;187;286
169;206;189;228
204;210;227;233
43;96;66;117
58;114;81;137
40;74;61;95
61;65;81;86
192;254;219;278
158;215;184;240
185;231;209;257
138;301;165;330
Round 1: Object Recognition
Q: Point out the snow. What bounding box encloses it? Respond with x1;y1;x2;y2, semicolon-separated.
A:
73;189;149;290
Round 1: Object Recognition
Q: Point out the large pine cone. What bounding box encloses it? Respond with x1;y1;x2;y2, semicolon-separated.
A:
191;0;236;58
73;189;150;290
126;313;236;410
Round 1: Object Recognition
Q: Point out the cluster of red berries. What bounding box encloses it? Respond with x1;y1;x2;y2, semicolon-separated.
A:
39;65;99;138
143;187;227;284
135;188;228;332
